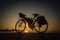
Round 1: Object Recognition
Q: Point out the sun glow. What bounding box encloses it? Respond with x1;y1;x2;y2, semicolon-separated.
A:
25;30;28;33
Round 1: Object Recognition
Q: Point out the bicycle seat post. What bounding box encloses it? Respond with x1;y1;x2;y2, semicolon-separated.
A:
32;14;39;20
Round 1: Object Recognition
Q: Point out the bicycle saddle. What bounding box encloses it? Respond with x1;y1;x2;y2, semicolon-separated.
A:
32;14;39;17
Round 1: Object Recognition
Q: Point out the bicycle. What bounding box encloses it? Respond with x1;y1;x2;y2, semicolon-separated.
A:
15;13;48;33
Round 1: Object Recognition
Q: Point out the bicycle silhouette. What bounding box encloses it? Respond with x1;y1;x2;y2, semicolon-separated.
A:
15;13;48;33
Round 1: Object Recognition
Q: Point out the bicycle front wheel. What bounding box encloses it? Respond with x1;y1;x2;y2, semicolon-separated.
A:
34;21;48;33
15;19;26;33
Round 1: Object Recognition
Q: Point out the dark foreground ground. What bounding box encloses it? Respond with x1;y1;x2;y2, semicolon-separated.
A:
0;33;60;40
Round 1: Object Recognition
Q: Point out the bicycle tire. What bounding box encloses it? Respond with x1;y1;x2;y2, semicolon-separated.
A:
34;21;48;33
15;19;26;33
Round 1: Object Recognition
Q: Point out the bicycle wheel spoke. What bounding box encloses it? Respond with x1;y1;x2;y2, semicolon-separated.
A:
15;20;26;33
34;21;48;33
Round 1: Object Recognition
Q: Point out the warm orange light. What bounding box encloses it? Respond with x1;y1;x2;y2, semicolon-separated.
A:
25;30;28;33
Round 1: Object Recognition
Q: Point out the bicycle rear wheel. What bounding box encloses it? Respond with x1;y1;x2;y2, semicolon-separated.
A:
15;19;26;33
34;21;48;33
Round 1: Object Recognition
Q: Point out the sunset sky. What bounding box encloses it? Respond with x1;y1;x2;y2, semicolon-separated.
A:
0;0;60;33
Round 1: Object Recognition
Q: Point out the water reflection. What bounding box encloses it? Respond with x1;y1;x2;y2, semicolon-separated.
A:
16;33;45;40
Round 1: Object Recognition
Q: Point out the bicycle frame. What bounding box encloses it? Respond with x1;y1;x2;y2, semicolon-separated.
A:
15;13;48;33
22;16;36;30
19;14;47;30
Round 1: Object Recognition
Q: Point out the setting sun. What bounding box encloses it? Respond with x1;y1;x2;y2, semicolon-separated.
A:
25;30;28;33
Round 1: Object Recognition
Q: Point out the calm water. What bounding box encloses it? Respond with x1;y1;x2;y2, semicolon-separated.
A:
0;32;60;40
